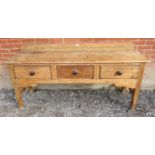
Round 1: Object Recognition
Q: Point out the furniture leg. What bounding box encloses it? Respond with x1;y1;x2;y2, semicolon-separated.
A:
6;44;148;111
14;87;24;109
130;64;145;111
130;88;140;111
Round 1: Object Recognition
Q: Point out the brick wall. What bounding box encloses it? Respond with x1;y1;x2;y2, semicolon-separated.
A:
0;38;155;89
0;38;155;66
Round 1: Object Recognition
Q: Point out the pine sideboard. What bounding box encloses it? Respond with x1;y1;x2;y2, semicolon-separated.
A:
6;43;149;111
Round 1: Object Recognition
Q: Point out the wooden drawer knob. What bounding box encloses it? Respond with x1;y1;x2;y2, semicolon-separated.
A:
29;71;35;76
116;70;123;76
72;69;78;75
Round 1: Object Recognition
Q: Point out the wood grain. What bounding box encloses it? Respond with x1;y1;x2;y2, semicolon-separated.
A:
130;63;146;111
14;78;137;89
6;43;149;64
6;43;149;110
100;65;139;79
7;65;24;109
14;66;51;79
21;43;135;53
6;52;148;64
57;65;94;79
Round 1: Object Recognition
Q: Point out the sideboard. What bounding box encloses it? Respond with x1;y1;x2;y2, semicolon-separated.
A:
6;43;149;111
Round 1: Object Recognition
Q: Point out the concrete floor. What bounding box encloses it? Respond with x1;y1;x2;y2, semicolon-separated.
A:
0;88;155;117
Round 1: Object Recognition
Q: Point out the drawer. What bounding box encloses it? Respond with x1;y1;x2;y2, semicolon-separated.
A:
57;65;94;79
100;65;139;79
14;66;51;79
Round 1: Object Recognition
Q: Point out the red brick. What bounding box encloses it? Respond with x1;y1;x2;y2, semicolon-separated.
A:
7;39;22;43
1;43;15;48
151;55;155;59
145;50;155;54
93;38;132;42
21;38;35;43
10;49;20;53
49;38;63;44
13;44;23;48
146;41;155;45
105;38;122;41
137;45;152;50
64;38;79;44
0;53;15;57
117;38;137;41
139;38;154;41
91;38;109;42
1;43;23;48
0;49;9;53
151;46;155;49
0;58;4;61
0;39;7;43
93;38;124;42
79;38;95;43
126;38;139;40
35;38;50;43
133;40;146;45
94;38;137;42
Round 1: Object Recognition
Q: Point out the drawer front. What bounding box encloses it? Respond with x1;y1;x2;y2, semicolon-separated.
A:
100;65;139;79
57;65;94;79
14;66;51;79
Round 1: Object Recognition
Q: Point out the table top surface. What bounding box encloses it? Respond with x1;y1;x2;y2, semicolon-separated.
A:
6;43;149;64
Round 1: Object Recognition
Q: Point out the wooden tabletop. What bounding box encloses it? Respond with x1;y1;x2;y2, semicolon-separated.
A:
6;43;149;64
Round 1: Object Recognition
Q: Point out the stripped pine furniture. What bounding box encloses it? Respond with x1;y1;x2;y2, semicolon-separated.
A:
6;43;149;111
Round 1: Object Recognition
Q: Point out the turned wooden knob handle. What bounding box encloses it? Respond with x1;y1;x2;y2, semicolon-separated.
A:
72;69;78;75
29;71;35;76
116;70;123;76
